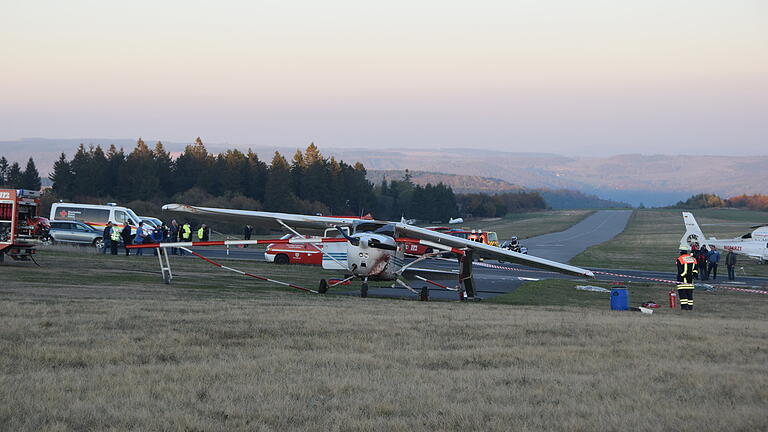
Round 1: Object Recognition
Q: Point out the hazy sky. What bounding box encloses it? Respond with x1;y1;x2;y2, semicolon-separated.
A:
1;0;766;155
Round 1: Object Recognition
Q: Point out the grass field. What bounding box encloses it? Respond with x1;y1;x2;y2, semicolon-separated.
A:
2;247;767;431
571;208;768;278
471;210;593;240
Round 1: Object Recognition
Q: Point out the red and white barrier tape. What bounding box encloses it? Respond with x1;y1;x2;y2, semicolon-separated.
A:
473;260;768;295
181;247;317;293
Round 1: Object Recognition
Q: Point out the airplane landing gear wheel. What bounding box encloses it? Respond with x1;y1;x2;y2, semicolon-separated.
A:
318;279;328;294
360;282;368;298
163;271;171;285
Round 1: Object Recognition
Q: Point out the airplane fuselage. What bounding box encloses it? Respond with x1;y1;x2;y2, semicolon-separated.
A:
346;233;405;279
702;238;768;263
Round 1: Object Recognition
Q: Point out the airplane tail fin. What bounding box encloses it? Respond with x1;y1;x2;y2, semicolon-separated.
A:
681;212;706;249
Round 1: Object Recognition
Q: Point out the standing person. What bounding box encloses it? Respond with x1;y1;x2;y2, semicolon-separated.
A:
243;224;253;248
110;222;121;255
180;222;192;256
151;224;164;256
726;251;737;281
697;245;709;281
121;223;133;256
676;248;698;311
101;221;113;254
197;224;209;241
134;221;146;256
169;220;179;255
707;246;720;280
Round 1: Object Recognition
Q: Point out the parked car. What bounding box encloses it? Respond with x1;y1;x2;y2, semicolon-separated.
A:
140;216;164;228
45;220;105;249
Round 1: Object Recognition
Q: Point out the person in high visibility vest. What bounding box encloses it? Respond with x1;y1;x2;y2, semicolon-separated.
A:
180;222;192;256
110;222;122;255
197;224;209;241
181;223;192;240
676;247;698;310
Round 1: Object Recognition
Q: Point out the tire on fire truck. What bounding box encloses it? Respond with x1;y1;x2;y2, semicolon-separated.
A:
274;254;289;265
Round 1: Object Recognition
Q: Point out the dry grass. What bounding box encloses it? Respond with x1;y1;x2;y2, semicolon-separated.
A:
1;250;767;431
472;210;594;240
571;209;768;278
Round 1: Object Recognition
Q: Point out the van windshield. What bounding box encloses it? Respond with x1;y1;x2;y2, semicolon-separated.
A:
126;209;141;223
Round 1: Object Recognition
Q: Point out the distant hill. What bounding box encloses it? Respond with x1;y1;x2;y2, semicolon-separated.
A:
367;170;629;209
534;189;630;209
342;150;768;207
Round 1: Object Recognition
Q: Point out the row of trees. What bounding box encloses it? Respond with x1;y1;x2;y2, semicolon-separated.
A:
48;139;377;217
0;156;42;190
7;138;552;223
673;193;768;211
48;139;464;221
456;192;546;217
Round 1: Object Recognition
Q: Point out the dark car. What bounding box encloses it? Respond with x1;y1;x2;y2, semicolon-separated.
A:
45;220;105;249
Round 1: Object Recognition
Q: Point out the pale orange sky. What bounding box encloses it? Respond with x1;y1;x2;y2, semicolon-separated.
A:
1;0;766;155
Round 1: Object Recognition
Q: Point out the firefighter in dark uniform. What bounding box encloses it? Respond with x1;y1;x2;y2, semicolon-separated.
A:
676;247;698;310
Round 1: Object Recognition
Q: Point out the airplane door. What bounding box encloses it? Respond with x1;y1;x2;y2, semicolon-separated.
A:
321;227;349;270
321;242;348;270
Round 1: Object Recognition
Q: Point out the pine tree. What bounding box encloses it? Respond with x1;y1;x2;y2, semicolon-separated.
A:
217;149;247;195
49;153;74;198
90;145;110;196
123;138;159;200
0;156;8;185
244;149;268;202
107;145;127;199
153;141;174;198
304;142;322;165
70;144;96;197
175;137;214;193
301;144;327;204
20;157;41;190
290;149;305;198
6;162;23;188
265;152;298;212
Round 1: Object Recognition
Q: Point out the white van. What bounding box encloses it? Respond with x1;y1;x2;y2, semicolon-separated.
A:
50;203;143;233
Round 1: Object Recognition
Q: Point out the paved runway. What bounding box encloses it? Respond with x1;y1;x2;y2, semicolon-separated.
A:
524;210;632;262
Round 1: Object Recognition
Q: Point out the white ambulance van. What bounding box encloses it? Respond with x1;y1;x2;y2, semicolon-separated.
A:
50;203;143;234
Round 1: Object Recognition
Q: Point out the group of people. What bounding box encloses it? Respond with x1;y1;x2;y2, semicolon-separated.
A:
100;219;211;256
676;243;738;311
689;243;738;281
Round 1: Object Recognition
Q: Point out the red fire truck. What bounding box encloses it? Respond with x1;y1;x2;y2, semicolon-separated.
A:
0;189;47;263
402;227;499;255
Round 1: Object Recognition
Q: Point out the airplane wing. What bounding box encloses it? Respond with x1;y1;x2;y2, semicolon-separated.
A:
395;223;594;278
162;204;375;231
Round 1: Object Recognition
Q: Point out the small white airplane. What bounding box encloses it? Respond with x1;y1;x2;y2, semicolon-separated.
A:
680;212;768;263
130;204;594;299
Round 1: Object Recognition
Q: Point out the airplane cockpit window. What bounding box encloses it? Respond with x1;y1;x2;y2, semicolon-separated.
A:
742;233;752;239
353;222;387;233
373;224;395;237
